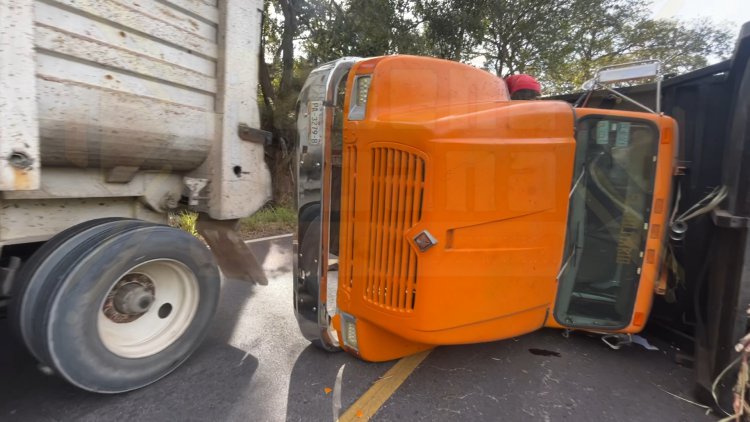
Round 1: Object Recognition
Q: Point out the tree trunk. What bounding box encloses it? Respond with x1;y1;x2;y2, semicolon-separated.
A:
258;9;275;109
278;0;296;99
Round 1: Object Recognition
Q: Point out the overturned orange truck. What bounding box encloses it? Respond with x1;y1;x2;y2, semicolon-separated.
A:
294;55;676;361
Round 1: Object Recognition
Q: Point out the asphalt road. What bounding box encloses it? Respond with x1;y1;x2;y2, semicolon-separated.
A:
0;235;715;421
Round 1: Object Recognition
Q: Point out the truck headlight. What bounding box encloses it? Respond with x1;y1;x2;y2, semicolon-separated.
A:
355;76;371;106
349;75;371;121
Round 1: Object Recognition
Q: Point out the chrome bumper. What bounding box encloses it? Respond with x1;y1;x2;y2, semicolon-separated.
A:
293;58;359;349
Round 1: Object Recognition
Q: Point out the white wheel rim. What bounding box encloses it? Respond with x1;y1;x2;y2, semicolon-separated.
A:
97;259;199;358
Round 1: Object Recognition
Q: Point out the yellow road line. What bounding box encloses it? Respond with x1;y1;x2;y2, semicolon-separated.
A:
339;350;432;421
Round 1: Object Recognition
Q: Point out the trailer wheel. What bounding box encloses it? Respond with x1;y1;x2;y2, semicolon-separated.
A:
11;218;138;361
15;221;220;393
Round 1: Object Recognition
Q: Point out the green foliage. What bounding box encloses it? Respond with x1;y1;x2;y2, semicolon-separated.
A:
259;0;736;200
262;0;735;97
302;0;425;62
416;0;487;61
240;205;297;239
539;0;734;93
170;211;199;237
480;0;573;76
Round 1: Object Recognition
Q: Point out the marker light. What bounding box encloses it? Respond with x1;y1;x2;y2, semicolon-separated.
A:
340;313;359;351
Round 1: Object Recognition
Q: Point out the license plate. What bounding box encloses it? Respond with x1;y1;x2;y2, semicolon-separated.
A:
309;101;323;145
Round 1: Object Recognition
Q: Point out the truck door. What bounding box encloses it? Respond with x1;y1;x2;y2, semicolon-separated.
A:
552;110;676;332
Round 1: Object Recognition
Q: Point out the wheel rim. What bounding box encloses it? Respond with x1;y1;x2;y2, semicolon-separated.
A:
97;259;199;358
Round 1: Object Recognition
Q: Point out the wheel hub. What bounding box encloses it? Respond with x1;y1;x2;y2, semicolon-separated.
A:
103;274;155;323
97;259;200;358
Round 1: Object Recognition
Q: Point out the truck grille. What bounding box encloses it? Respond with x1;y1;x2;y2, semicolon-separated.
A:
363;147;425;311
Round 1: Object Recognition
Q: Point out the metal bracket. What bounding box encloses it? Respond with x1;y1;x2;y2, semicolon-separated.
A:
183;177;208;206
601;333;632;350
238;123;272;146
580;60;663;113
712;209;750;229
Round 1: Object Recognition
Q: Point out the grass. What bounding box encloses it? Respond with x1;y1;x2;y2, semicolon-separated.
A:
169;210;199;236
239;204;296;239
169;205;296;240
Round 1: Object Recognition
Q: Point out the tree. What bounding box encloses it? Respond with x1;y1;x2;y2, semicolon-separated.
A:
303;0;425;62
260;0;427;203
416;0;487;61
539;0;734;93
258;0;735;202
478;0;573;76
259;0;314;204
540;0;649;93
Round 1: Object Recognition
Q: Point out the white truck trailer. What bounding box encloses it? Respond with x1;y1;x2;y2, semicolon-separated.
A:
0;0;271;392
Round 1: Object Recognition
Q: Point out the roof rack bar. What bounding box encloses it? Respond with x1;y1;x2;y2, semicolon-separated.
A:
581;60;663;113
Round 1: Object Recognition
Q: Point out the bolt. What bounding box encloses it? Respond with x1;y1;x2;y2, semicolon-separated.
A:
8;151;33;170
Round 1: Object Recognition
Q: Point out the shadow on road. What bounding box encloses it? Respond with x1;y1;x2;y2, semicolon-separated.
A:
0;306;258;421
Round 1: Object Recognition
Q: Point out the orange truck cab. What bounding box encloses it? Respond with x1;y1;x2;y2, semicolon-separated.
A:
294;56;676;361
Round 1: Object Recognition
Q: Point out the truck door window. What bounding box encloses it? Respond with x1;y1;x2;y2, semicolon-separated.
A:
555;116;659;329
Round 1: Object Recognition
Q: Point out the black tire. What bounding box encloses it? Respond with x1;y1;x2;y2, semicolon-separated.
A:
9;217;136;361
17;221;220;393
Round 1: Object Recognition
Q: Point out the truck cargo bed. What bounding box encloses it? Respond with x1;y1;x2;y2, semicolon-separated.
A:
0;0;271;244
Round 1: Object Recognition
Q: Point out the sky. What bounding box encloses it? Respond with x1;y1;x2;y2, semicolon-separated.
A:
651;0;750;30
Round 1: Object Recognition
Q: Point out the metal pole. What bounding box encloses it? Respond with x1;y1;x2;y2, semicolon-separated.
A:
601;85;656;114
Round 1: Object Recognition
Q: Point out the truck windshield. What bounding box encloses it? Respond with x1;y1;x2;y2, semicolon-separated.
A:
554;116;659;329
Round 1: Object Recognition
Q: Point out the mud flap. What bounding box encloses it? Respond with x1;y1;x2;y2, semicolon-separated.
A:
196;218;268;285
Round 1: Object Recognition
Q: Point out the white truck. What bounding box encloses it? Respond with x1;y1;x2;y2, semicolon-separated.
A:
0;0;270;392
